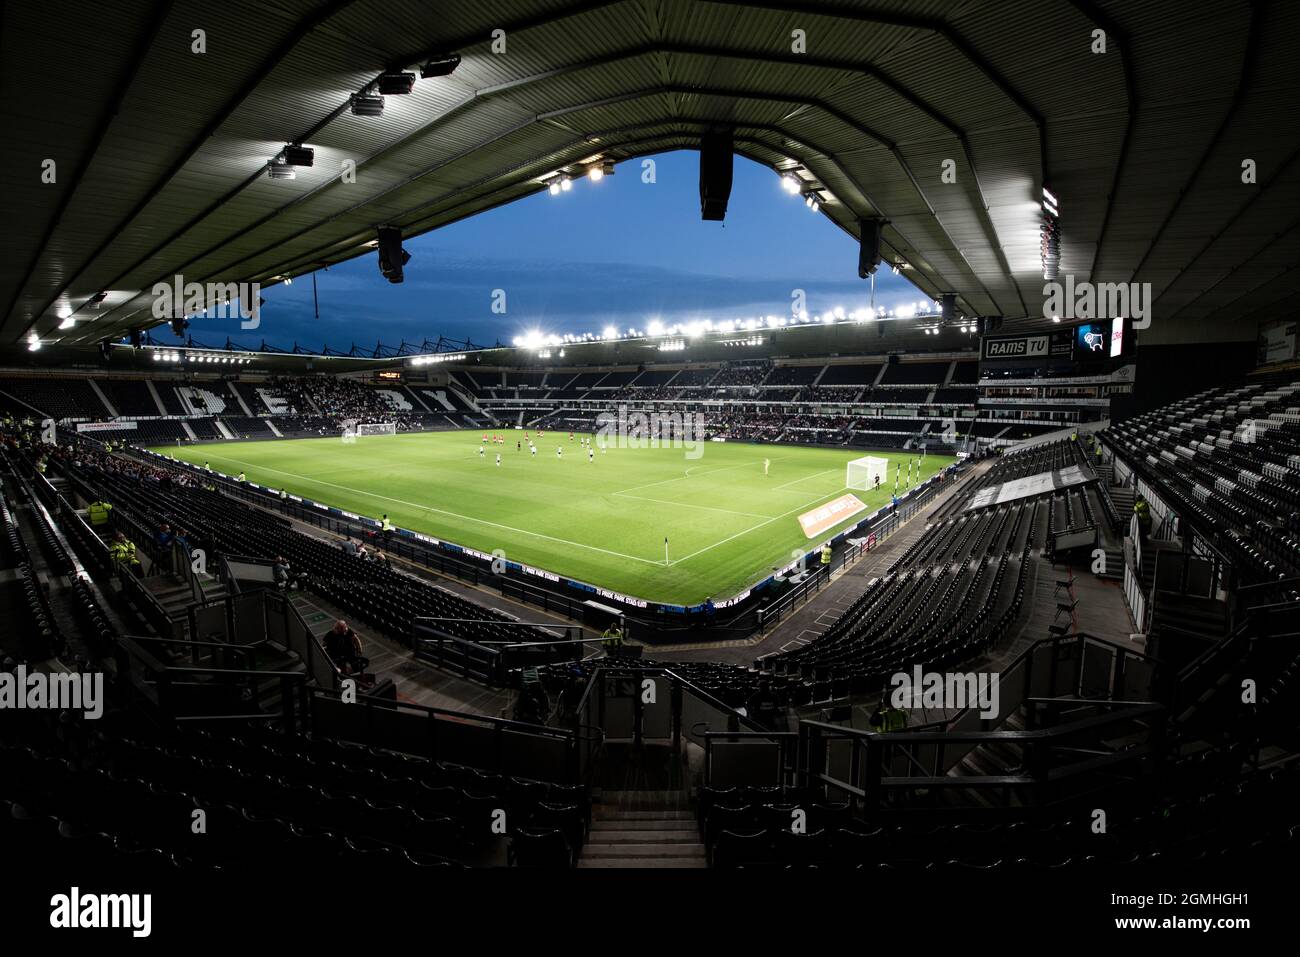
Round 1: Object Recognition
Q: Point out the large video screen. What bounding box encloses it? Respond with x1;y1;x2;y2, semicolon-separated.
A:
1073;322;1110;358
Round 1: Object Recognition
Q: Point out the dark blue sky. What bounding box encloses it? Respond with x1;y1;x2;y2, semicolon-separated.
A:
176;151;924;351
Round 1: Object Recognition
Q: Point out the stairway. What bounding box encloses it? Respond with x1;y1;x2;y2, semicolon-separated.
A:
141;572;227;637
1109;484;1135;519
577;791;706;868
1153;592;1228;640
1097;544;1124;581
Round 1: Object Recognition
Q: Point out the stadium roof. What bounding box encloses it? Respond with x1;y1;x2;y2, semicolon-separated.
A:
4;0;1299;352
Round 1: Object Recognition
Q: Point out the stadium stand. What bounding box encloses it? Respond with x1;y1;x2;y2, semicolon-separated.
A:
3;0;1299;907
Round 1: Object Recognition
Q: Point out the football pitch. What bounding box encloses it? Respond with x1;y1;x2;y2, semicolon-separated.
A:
155;431;953;604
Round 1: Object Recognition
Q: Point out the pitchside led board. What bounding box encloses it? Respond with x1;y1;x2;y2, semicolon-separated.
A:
980;319;1130;374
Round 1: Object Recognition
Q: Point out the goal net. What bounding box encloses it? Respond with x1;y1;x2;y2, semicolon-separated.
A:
353;422;396;437
846;455;889;491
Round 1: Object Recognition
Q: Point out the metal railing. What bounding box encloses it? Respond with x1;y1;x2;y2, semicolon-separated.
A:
799;702;1167;817
112;632;310;729
307;686;578;783
756;474;954;631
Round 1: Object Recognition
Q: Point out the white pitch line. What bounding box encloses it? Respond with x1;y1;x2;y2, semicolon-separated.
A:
612;491;771;519
772;467;844;491
665;488;844;566
617;456;790;495
196;455;668;567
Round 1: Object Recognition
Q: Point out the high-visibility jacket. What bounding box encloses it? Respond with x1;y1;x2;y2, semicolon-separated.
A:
88;501;112;526
871;708;908;733
881;708;907;732
602;627;624;648
109;539;136;563
381;518;393;532
237;472;246;483
820;544;832;565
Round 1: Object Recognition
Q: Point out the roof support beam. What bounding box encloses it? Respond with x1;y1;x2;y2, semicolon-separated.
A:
3;0;175;340
1151;139;1300;313
1163;214;1300;323
1067;0;1138;283
1121;0;1265;286
698;0;1049;181
98;121;959;332
30;0;631;340
89;77;1006;338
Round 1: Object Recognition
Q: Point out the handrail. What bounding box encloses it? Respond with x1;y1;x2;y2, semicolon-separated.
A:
1100;434;1239;574
218;554;242;595
567;663;774;739
160;665;307;678
1024;696;1158;708
130;633;266;653
308;686;575;740
800;701;1165;745
929;630;1165;734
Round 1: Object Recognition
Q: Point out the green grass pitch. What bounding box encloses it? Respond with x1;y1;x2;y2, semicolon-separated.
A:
154;431;953;604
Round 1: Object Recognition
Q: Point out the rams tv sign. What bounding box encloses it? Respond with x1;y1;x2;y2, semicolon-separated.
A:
982;334;1049;360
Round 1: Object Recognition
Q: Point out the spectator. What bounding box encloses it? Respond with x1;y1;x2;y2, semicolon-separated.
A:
324;620;369;679
108;531;142;577
87;497;113;528
272;555;303;591
341;537;358;557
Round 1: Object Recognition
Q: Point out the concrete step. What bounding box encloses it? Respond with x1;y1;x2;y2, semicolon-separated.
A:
581;842;707;859
591;818;694;831
577;857;707;868
592;809;694;822
584;829;699;844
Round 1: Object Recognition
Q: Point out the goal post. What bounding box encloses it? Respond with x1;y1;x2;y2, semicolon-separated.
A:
846;455;889;491
353;422;396;437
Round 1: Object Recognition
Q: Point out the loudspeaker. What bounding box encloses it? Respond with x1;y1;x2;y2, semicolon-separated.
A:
129;329;142;348
699;130;734;221
858;219;882;277
980;316;1003;335
170;317;188;338
939;293;958;319
377;226;410;284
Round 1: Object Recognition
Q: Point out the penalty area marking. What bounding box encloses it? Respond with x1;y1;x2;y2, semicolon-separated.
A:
191;455;670;567
772;467;844;491
611;491;771;520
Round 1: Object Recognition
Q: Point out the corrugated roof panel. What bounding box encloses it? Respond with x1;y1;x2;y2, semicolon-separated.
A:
8;0;1300;343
